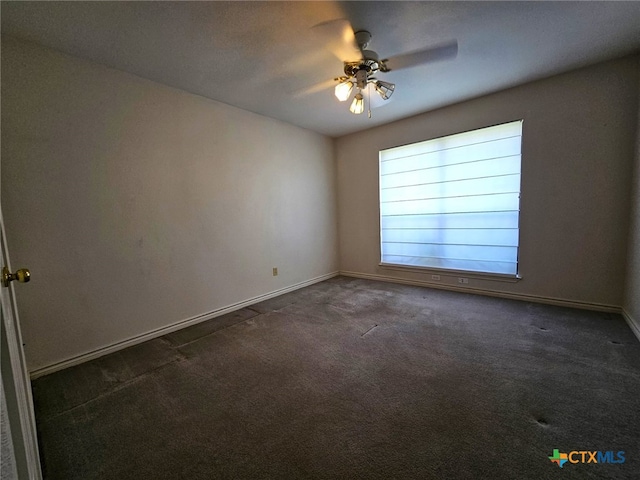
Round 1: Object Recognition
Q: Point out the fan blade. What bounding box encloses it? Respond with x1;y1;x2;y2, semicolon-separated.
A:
382;41;458;72
292;78;337;98
311;19;362;63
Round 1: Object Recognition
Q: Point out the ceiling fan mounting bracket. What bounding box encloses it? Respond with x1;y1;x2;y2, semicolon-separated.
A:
354;30;371;50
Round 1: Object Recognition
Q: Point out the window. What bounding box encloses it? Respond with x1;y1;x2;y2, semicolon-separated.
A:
379;120;522;276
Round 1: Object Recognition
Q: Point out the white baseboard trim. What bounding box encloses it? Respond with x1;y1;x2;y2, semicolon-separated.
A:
622;308;640;343
30;271;339;379
340;270;622;314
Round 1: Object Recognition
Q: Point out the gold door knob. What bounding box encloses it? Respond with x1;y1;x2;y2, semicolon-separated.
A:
2;266;31;287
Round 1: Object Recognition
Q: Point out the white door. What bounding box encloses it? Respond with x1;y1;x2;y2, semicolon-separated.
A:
1;208;42;480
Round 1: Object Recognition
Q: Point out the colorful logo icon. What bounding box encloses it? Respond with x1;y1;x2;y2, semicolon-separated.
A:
549;449;568;468
548;449;625;468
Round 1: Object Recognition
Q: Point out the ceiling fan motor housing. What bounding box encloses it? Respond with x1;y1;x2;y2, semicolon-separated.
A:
343;50;381;80
343;30;382;81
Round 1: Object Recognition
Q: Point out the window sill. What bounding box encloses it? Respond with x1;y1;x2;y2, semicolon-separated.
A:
379;263;522;283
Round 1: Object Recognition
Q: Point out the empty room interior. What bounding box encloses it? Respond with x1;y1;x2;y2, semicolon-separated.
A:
1;1;640;479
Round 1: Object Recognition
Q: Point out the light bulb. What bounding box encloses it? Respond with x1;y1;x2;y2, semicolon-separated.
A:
349;93;364;114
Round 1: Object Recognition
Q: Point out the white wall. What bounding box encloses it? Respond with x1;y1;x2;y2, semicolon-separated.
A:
337;56;639;309
2;36;638;372
624;61;640;333
1;37;338;372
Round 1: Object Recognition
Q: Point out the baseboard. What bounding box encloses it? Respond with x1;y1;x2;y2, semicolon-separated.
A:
622;308;640;343
30;271;339;379
339;270;622;314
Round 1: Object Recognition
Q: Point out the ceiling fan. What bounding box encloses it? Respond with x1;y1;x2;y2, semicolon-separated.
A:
311;20;458;115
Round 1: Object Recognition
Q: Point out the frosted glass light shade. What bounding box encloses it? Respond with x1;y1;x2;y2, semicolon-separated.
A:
375;80;395;100
349;93;364;114
334;81;353;102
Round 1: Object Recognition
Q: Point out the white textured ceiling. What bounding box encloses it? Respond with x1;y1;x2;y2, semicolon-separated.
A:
2;1;640;137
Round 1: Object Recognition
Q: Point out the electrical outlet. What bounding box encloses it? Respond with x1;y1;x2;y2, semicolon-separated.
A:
431;275;441;281
272;267;278;276
458;277;468;284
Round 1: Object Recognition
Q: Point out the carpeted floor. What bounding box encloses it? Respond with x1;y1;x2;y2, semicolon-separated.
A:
32;276;640;479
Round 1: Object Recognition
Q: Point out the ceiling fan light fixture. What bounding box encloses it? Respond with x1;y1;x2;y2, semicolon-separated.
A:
375;80;395;100
334;80;353;102
349;92;365;115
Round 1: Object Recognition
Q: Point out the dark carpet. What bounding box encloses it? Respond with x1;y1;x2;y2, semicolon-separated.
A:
32;276;640;479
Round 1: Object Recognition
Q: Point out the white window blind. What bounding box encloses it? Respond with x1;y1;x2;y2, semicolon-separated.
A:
379;120;522;276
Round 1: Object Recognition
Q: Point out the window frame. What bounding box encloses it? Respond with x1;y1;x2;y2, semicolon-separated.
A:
378;120;524;281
